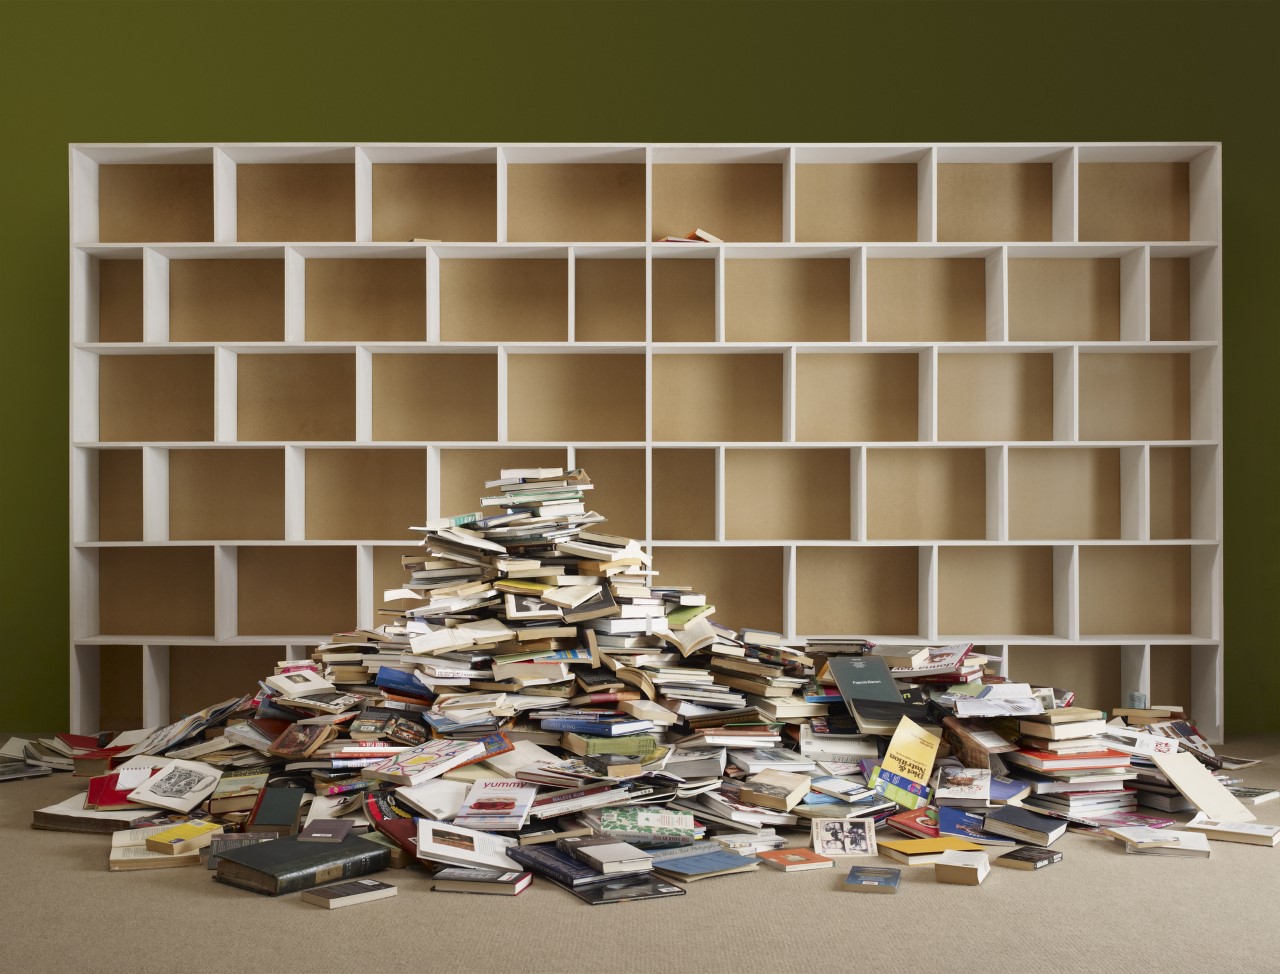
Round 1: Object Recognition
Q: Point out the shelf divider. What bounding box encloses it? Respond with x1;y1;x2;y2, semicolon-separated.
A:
986;445;1008;541
70;644;101;736
850;248;866;342
284;248;305;342
426;247;441;343
356;543;374;630
1120;247;1150;341
917;148;938;242
985;247;1007;342
782;147;796;244
714;445;726;542
919;544;938;641
1052;146;1078;243
852;446;866;542
1119;643;1151;706
354;148;373;243
71;148;99;243
1053;544;1080;641
142;249;169;343
213;149;237;243
918;347;938;442
782;544;797;639
355;347;373;443
495;147;509;243
1052;346;1078;442
214;347;237;443
1120;444;1150;540
214;544;238;641
141;446;169;542
285;446;306;541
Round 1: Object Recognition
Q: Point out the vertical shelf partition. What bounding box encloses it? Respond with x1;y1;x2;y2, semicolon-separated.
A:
70;142;1223;741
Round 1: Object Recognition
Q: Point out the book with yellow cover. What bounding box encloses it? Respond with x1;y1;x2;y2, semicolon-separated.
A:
144;819;225;855
872;717;940;807
877;836;984;865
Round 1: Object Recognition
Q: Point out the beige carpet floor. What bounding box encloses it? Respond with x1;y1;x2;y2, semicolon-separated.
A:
3;735;1279;974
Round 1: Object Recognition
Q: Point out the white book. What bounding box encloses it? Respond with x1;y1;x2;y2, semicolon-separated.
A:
484;740;560;777
395;779;470;820
1122;828;1211;858
1184;813;1280;847
265;669;335;698
1152;750;1256;822
416;820;521;870
126;759;222;813
453;780;539;831
934;849;991;885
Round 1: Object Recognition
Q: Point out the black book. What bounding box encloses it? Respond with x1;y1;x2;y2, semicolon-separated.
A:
995;846;1064;870
563;588;619;624
248;786;306;834
214;835;390;896
982;805;1068;847
551;874;687;906
827;656;925;725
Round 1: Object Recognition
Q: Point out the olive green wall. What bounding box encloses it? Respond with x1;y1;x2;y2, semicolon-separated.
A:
1;1;1275;733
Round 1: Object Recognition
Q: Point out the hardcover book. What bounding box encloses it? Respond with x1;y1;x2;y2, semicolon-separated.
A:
247;787;306;834
214;836;391;895
553;874;688;905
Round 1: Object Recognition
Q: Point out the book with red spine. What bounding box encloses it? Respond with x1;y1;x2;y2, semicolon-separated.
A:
1005;748;1132;771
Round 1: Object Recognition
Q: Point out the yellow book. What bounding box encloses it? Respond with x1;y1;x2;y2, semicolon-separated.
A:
879;716;941;790
877;837;985;866
143;820;225;855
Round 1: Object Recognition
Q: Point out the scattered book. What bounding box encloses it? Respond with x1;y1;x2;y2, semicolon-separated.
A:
300;878;398;909
215;836;391;895
982;805;1068;847
553;874;687;905
995;846;1063;870
431;867;533;895
842;865;901;893
299;819;355;844
144;819;225;855
933;849;990;885
1183;815;1280;847
758;848;835;872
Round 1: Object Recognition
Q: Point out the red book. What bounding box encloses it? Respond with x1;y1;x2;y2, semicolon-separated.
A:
85;770;154;810
57;733;106;751
887;807;940;839
71;746;131;777
1006;748;1132;771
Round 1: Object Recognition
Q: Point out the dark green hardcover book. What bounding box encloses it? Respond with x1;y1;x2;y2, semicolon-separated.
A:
214;835;390;895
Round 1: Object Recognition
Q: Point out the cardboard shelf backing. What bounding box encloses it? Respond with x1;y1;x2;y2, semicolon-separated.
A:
169;646;282;718
1150;645;1195;708
651;448;716;541
796;546;920;635
574;259;646;342
652;258;715;342
306;449;426;541
169;449;285;540
867;449;987;540
651;164;784;242
99;355;214;442
1009;644;1121;712
372;353;498;441
938;353;1055;441
237;353;356;442
305;258;425;342
1078;353;1190;441
795;353;919;442
1149;446;1192;540
795;163;918;242
1008;258;1120;342
507;354;646;442
652;546;784;633
371;163;497;242
1079;546;1191;635
575;448;646;540
170;259;285;342
725;259;850;342
440;259;567;342
651;354;783;441
937;163;1053;242
98;547;215;636
866;258;986;342
1079;163;1190;242
724;448;852;541
97;259;144;342
507;164;646;242
97;165;214;243
237;546;356;635
97;647;142;732
939;546;1056;636
1009;448;1121;540
237;164;355;242
1150;258;1191;342
97;449;142;541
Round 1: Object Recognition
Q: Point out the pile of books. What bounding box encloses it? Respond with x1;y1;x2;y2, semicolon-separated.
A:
9;468;1277;903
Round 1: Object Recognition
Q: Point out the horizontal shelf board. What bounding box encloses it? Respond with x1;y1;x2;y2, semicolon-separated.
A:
74;439;1223;450
71;539;1221;549
75;635;330;646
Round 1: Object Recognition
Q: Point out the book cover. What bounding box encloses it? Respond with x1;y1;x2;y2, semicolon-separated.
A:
126;760;222;814
416;820;521;870
248;787;306;834
843;865;901;893
758;848;835;872
556;875;688;905
452;780;538;831
811;817;878;857
874;716;940;802
995;847;1063;870
508;844;615;887
299;819;355;843
300;878;397;909
936;807;1016;846
362;739;485;786
214;836;391;896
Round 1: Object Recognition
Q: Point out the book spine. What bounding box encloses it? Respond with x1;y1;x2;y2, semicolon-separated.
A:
539;719;634;735
507;849;594;885
272;846;392;895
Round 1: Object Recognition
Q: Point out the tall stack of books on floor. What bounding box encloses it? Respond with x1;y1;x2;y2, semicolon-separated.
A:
8;468;1276;904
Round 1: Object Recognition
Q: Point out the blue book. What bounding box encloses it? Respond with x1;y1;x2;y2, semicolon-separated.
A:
508;845;646;888
539;718;653;736
375;668;436;700
651;850;760;880
937;807;1017;846
842;865;901;894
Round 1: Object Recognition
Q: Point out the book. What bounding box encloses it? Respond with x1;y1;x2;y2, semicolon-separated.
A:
205;767;270;814
431;867;533;895
981;805;1069;846
299;819;355;843
936;807;1016;846
553;874;688;905
842;865;901;893
571;840;654;874
109;825;205;871
811;817;878;857
416;820;521;870
650;847;761;882
247;786;306;834
300;878;398;908
126;760;222;813
508;844;637;888
205;833;279;870
757;848;835;872
394;779;469;820
740;769;810;811
1183;815;1280;847
876;837;985;865
1016;718;1108;741
871;716;940;808
995;846;1063;870
144;819;225;855
933;766;993;807
1121;829;1212;858
1151;750;1256;822
933;849;990;885
215;835;391;895
0;760;52;782
362;739;486;787
453;780;538;831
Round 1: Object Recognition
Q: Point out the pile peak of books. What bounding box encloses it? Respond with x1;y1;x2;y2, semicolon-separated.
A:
9;468;1275;903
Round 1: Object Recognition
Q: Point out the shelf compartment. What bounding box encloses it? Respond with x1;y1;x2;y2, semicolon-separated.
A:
574;257;646;342
238;546;356;636
652;255;715;342
170;449;285;540
99;354;214;442
651;546;784;633
1008;644;1121;712
237;353;356;442
1150;446;1216;540
373;546;429;616
1007;258;1123;342
795;164;919;242
866;258;986;342
652;353;783;442
795;352;919;442
937;164;1054;242
938;546;1057;637
98;449;143;541
724;258;851;343
1009;448;1121;540
725;448;852;541
304;257;426;342
237;163;355;242
507;354;645;441
1149;645;1198;713
371;163;497;242
652;448;716;541
99;546;215;636
867;448;986;540
169;645;282;718
508;164;646;242
97;164;214;242
652;163;784;242
938;353;1055;442
575;448;646;540
99;646;143;732
438;447;568;518
1149;258;1189;341
440;258;568;342
97;258;144;342
1078;352;1190;441
372;353;497;441
1079;545;1192;636
796;545;920;635
169;259;285;342
306;449;425;541
1079;163;1189;241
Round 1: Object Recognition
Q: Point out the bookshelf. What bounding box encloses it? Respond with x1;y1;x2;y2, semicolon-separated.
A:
69;142;1223;741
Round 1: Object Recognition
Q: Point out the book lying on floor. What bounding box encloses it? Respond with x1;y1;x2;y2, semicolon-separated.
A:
214;835;391;895
877;837;985;866
649;844;761;881
551;874;688;906
300;878;397;909
32;793;158;834
109;824;205;871
995;847;1063;870
933;849;990;886
842;865;901;893
431;867;533;895
1183;815;1280;847
126;760;223;813
757;848;834;872
1121;829;1211;858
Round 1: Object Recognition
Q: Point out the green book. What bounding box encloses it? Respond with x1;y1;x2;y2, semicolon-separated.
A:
214;835;390;896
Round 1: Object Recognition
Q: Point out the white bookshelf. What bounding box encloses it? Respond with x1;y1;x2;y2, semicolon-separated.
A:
69;142;1223;740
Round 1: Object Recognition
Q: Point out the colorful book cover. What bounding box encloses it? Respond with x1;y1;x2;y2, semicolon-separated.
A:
843;865;901;892
870;764;932;810
936;807;1016;845
452;780;538;831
